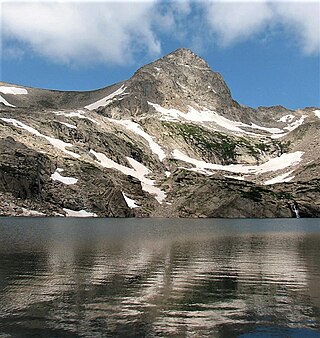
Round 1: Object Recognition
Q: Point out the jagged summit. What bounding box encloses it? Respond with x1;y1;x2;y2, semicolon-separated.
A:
160;48;210;69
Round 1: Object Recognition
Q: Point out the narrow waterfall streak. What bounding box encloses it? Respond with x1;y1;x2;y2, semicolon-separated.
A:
293;204;300;218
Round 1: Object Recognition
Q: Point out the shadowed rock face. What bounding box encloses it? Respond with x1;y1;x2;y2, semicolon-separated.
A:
0;48;319;217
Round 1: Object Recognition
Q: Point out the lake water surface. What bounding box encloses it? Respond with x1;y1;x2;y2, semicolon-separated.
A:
0;218;320;337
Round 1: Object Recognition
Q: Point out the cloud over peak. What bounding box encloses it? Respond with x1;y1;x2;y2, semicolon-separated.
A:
2;1;319;66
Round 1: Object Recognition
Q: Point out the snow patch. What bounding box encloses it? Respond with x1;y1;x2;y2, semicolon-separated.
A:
85;85;128;110
249;123;282;134
271;133;287;139
0;86;28;95
63;208;97;217
264;171;294;185
58;121;77;129
122;193;139;209
0;95;15;107
0;118;80;158
173;149;304;175
314;110;320;119
54;110;99;125
90;149;166;204
278;114;295;123
109;119;166;161
224;175;245;181
20;208;45;216
284;116;306;132
148;102;283;135
51;168;78;185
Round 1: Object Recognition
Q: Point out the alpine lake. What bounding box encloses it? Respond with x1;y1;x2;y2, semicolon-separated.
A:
0;218;319;337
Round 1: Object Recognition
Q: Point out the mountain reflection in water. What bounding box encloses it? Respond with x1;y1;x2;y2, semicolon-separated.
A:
0;218;319;337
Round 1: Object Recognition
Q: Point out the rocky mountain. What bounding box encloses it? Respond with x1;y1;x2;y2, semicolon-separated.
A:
0;48;319;218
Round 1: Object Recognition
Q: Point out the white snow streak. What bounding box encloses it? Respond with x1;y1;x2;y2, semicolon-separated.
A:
224;175;245;181
109;119;166;161
0;118;80;158
85;85;128;110
54;110;99;125
249;123;282;134
264;171;294;185
90;149;166;203
0;95;15;107
0;86;28;95
63;208;97;217
173;149;304;175
122;193;139;209
148;102;283;135
58;121;77;129
51;168;78;185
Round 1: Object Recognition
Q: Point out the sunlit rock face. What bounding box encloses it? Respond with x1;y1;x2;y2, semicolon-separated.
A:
0;48;319;217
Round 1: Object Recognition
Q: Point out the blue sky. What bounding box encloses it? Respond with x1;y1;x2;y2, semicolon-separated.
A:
1;1;319;110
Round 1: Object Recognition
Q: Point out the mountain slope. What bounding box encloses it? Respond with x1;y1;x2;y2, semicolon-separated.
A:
0;48;319;217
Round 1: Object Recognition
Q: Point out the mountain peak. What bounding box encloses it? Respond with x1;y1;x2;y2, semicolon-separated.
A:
161;48;210;69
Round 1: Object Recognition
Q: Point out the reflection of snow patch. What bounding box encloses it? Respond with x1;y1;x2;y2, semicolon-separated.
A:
173;149;304;174
63;208;97;217
85;85;128;110
122;193;139;209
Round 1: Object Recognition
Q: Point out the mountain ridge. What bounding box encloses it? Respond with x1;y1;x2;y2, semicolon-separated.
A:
0;48;319;217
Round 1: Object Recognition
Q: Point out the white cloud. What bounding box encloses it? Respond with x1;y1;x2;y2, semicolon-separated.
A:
202;1;320;55
203;1;273;46
272;2;320;55
1;0;319;67
2;1;161;65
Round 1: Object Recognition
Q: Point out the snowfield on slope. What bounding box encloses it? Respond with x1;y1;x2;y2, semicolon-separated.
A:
264;171;294;185
0;118;80;158
51;168;78;185
0;95;15;107
122;193;139;209
90;149;166;203
0;86;28;95
173;149;304;175
53;110;100;125
85;85;128;110
148;102;285;135
109;119;166;161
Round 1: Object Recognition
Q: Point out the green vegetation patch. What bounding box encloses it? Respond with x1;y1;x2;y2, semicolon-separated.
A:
162;122;238;164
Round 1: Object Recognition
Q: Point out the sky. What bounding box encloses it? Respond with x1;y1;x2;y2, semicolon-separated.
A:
1;0;319;110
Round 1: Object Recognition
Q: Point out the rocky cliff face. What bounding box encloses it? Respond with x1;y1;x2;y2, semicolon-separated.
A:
0;48;319;217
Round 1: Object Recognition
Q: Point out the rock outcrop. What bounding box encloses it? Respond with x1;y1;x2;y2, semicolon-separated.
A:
0;48;319;217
